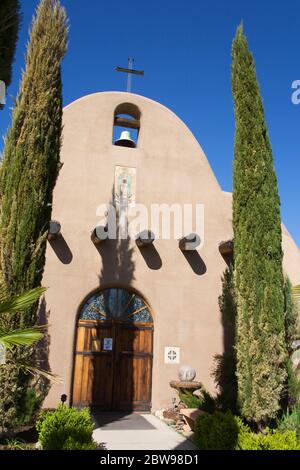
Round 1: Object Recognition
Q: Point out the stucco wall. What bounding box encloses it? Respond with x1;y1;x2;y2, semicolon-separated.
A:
220;193;300;285
42;92;300;411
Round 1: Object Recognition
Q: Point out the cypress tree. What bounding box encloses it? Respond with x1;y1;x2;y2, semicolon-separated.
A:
0;0;68;298
213;266;238;413
0;0;68;427
232;25;287;427
0;0;21;106
283;278;300;407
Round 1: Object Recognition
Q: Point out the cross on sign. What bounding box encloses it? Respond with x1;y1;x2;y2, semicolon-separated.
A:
165;346;180;364
168;350;177;361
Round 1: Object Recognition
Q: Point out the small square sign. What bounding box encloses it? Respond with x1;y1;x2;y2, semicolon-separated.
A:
164;347;180;364
103;338;113;351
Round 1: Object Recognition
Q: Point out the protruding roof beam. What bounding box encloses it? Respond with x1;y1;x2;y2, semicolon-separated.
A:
136;230;155;247
47;220;61;241
179;233;201;251
219;240;234;256
91;226;108;245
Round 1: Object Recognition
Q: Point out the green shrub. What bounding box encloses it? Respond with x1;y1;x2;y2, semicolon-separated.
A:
194;412;300;450
17;388;43;426
278;406;300;438
236;417;300;450
180;389;216;414
62;436;97;450
194;410;239;450
179;391;201;409
261;430;300;450
235;418;263;450
36;405;97;450
199;391;217;414
4;438;27;450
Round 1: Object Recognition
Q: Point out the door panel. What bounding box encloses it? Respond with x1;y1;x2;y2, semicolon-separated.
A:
73;321;114;408
113;324;153;411
72;289;154;411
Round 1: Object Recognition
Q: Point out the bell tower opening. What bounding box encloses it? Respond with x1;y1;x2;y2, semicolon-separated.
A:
113;103;141;149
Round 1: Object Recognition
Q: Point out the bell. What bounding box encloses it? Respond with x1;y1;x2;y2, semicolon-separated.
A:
114;130;136;148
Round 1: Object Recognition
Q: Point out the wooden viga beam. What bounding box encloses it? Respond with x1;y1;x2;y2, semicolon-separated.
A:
219;240;234;256
91;226;108;245
47;220;61;241
114;116;140;130
136;230;155;247
179;233;201;251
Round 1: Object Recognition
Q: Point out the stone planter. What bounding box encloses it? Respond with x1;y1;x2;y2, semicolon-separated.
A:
180;408;205;433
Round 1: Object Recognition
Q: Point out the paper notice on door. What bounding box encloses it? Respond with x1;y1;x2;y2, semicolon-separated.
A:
103;338;113;351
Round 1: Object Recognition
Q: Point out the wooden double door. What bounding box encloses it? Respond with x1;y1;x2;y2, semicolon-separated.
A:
72;288;154;411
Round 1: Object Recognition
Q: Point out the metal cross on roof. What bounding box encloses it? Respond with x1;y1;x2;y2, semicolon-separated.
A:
115;57;144;93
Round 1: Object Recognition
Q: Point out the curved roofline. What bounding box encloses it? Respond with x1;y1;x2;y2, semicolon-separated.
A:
64;91;182;122
64;91;194;138
63;91;222;191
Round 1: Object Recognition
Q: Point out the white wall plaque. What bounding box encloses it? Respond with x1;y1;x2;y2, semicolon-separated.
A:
103;338;113;351
164;347;180;364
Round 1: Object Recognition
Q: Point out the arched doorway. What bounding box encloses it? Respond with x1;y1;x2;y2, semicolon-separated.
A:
72;288;154;411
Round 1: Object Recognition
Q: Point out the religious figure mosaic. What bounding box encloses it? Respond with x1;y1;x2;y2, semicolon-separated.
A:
114;166;136;208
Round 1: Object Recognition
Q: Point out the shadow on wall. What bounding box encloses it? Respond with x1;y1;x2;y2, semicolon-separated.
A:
95;186;136;285
212;265;238;414
92;189;136;415
48;234;73;265
96;236;136;286
137;243;162;271
35;297;52;404
72;240;137;416
72;187;154;418
181;250;207;276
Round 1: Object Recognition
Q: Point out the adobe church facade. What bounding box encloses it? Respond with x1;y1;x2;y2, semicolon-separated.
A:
42;92;300;411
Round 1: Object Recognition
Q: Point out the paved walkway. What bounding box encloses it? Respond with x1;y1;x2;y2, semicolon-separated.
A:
92;412;197;451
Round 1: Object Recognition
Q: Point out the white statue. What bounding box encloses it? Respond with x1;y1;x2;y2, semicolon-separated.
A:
178;365;196;382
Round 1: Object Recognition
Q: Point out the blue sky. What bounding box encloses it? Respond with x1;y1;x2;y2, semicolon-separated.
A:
1;0;299;246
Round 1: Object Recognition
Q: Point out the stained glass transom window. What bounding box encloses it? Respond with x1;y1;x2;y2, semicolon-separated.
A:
80;288;153;323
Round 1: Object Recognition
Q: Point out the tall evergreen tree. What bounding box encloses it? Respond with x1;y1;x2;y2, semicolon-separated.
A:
0;0;68;298
283;278;300;407
232;25;287;427
0;0;21;107
0;0;68;427
213;266;238;413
